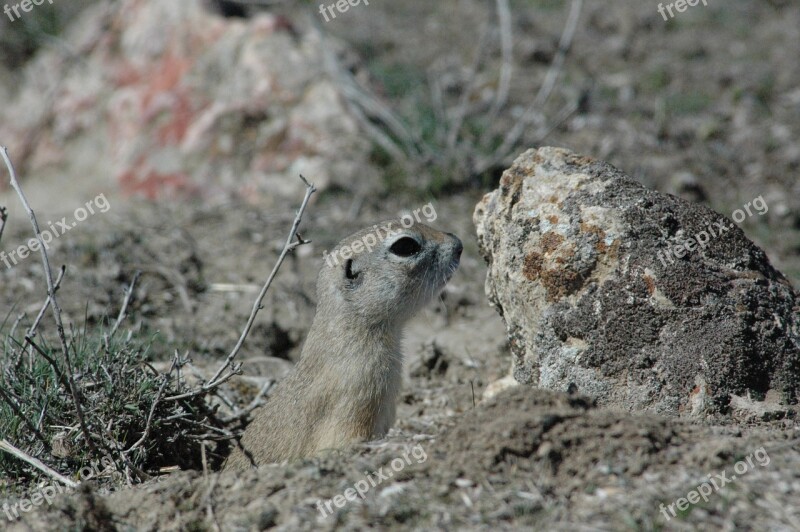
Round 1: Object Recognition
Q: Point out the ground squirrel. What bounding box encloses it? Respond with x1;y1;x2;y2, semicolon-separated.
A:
224;219;462;470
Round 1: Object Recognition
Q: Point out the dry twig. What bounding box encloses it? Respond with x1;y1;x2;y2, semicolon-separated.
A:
221;379;273;424
446;22;491;153
315;0;583;183
27;265;66;340
311;14;425;165
165;175;316;401
7;311;25;365
479;0;583;173
1;146;96;454
124;375;168;456
482;0;514;131
0;205;7;243
0;438;78;488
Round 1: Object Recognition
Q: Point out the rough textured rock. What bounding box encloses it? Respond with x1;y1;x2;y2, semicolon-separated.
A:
474;147;800;416
0;0;373;202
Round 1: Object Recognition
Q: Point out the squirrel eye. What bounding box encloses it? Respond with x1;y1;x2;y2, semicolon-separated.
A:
345;259;358;279
389;237;422;257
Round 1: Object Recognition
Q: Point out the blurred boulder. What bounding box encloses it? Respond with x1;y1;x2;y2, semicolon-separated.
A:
0;0;374;202
474;147;800;417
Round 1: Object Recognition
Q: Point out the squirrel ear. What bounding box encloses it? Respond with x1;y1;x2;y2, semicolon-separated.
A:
344;258;364;288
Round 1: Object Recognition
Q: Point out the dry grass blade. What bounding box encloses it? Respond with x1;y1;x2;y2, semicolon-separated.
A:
0;388;50;448
95;270;142;357
24;335;70;390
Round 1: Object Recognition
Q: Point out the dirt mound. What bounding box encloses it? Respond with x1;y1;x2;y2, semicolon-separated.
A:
7;386;799;531
438;387;697;495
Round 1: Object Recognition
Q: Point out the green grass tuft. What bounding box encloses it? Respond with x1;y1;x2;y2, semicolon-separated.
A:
0;316;229;494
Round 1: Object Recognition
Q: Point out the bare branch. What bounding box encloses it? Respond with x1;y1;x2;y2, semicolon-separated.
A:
534;0;583;110
165;175;316;401
0;205;7;243
487;0;583;168
1;146;96;454
311;14;426;162
124;375;168;456
221;379;273;424
7;311;25;365
27;265;65;340
108;270;141;341
446;22;491;153
25;336;69;392
163;369;239;402
483;0;514;128
0;438;78;489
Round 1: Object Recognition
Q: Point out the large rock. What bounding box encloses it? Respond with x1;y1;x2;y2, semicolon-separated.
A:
474;147;800;416
0;1;373;202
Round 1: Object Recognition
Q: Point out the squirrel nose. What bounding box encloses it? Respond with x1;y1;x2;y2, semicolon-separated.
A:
446;233;463;259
